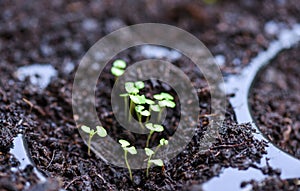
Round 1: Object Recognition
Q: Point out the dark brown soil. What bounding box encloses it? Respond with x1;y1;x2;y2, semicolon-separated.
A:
242;177;300;191
0;0;300;191
0;152;39;191
250;44;300;159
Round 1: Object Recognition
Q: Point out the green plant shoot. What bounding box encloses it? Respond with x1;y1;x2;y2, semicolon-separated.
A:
124;81;145;122
145;123;164;148
119;139;137;181
144;138;168;177
81;125;107;156
111;59;127;77
153;92;176;122
134;105;151;128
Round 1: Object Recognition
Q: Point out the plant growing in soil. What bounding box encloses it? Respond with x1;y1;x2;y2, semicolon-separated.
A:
119;139;137;181
144;138;168;177
111;59;127;78
81;125;107;156
145;123;164;148
153;92;176;122
120;81;146;122
135;105;150;128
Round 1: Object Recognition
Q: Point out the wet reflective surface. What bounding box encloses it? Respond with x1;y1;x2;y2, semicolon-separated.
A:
203;24;300;191
10;134;47;183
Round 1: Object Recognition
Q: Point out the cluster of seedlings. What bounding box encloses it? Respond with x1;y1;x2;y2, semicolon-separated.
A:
81;59;176;180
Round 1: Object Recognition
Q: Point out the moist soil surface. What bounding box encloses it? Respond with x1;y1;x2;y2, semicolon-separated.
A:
250;45;300;159
0;0;300;191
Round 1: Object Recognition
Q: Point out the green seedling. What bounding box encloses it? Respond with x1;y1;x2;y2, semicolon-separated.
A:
119;139;137;181
156;138;169;152
145;123;164;148
111;59;127;77
135;105;151;128
123;81;145;122
153;92;174;101
145;148;162;177
144;138;168;177
120;81;141;120
81;125;107;156
153;92;176;122
130;95;156;124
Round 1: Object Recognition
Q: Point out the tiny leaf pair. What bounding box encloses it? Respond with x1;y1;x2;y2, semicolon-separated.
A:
81;125;107;156
145;148;163;166
111;59;127;77
119;139;137;180
119;139;137;155
125;81;145;95
145;123;164;148
144;138;169;177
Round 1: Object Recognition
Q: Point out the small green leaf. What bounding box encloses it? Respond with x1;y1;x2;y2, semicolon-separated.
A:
119;93;129;97
130;95;146;104
134;81;145;89
119;139;130;148
160;138;168;146
125;82;134;88
145;123;154;131
145;148;154;156
153;124;164;132
96;126;107;137
140;110;150;116
160;92;174;100
111;67;125;77
145;123;163;132
125;82;139;94
145;99;155;105
138;95;146;104
153;94;164;100
125;146;137;155
81;125;91;133
159;100;176;108
130;95;140;104
113;59;127;69
150;104;160;112
135;105;145;113
150;159;164;166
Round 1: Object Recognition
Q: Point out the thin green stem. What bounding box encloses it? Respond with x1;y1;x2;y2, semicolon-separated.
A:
154;145;161;155
146;145;162;177
146;154;152;177
146;131;154;148
124;150;133;181
124;97;128;120
157;108;163;123
128;101;133;122
146;108;152;122
138;114;141;123
138;114;144;129
88;134;93;156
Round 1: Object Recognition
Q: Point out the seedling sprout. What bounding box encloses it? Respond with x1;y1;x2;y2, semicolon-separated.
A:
144;138;168;177
81;125;107;156
119;139;137;181
145;123;164;148
153;92;176;122
122;81;147;122
111;59;127;77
